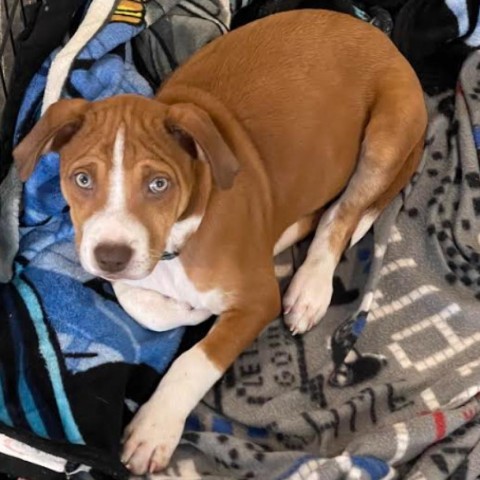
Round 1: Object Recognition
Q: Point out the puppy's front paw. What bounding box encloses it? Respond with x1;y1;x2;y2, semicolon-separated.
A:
283;259;334;335
121;400;184;475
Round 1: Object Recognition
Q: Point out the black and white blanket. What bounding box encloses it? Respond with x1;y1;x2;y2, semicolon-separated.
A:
0;1;480;479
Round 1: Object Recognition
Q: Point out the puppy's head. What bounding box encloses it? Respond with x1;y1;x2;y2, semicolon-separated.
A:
13;95;239;280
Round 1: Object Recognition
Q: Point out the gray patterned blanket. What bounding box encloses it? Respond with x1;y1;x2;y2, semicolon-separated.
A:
159;52;480;480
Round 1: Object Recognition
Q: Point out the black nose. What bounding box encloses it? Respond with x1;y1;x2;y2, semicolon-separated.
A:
94;243;133;274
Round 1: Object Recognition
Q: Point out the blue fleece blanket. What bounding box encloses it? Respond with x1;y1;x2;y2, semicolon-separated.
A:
2;0;184;448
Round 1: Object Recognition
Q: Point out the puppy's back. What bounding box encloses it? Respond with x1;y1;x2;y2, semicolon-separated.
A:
159;10;423;216
160;10;409;113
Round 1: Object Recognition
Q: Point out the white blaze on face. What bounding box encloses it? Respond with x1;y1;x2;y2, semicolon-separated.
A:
79;125;151;279
108;124;127;211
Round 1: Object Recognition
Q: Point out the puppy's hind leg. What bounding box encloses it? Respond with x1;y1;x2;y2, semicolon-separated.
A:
283;84;427;335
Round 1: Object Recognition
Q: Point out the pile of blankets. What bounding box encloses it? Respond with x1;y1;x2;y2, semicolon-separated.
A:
0;0;479;479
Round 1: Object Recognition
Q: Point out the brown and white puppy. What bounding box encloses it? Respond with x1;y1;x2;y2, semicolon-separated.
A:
13;10;427;475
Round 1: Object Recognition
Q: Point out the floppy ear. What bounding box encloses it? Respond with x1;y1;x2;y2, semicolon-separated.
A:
13;98;90;181
164;103;240;190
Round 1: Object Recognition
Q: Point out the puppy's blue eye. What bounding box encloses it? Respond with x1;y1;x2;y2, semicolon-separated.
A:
149;177;169;194
74;172;93;189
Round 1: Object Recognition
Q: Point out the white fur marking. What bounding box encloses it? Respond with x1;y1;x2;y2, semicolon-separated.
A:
79;125;151;279
122;257;226;314
122;346;222;472
350;210;379;247
113;281;212;331
108;126;126;211
283;204;339;335
153;345;222;411
165;215;202;253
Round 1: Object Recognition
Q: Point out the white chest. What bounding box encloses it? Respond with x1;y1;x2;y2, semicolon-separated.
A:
122;258;225;315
